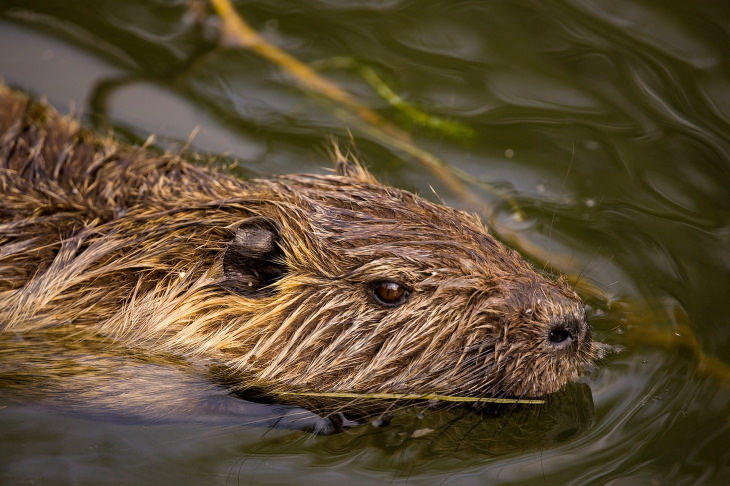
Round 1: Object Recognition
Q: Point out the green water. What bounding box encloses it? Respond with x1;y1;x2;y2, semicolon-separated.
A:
1;0;729;484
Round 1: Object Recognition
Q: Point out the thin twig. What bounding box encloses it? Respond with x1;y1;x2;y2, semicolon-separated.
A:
278;391;544;404
209;0;486;212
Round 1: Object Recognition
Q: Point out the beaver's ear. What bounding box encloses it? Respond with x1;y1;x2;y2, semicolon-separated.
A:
221;218;286;298
333;144;378;184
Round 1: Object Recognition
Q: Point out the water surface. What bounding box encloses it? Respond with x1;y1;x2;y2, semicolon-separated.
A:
1;1;728;484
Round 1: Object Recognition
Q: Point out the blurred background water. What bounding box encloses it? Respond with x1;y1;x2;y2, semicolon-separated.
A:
0;0;728;484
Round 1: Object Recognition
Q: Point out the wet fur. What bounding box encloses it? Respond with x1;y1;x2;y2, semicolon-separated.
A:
0;84;592;399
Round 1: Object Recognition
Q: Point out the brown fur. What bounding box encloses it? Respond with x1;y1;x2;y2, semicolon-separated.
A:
0;84;592;399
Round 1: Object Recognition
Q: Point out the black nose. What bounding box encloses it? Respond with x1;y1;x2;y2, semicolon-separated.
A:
547;317;582;349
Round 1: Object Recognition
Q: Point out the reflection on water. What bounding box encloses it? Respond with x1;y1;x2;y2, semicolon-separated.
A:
0;0;728;484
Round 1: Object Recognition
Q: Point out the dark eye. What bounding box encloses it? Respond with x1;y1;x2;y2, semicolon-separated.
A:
370;281;410;307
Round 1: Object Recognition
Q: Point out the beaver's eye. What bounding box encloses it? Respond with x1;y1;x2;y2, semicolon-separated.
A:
370;281;410;307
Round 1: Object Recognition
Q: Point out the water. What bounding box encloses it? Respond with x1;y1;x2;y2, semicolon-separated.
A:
1;0;729;484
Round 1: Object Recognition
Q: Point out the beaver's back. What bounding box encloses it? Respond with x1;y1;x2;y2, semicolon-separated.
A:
0;84;250;226
0;84;264;294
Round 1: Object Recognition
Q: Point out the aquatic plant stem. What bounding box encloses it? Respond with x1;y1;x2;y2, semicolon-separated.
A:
208;0;487;212
278;391;545;405
209;0;398;136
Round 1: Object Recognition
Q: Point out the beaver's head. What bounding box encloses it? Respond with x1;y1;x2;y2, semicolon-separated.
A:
200;155;593;398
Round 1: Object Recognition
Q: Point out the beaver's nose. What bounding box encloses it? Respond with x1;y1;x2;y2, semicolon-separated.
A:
547;316;583;350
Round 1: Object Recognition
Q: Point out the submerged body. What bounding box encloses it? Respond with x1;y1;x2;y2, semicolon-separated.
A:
0;84;592;400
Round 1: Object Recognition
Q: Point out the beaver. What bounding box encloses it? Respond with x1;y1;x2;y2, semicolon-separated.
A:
0;83;593;402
